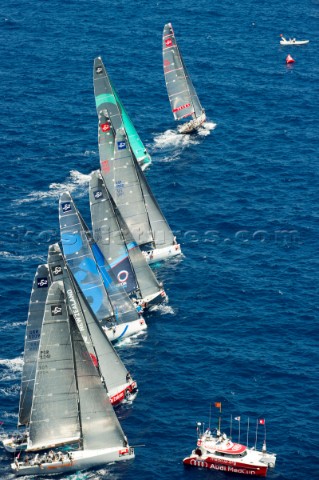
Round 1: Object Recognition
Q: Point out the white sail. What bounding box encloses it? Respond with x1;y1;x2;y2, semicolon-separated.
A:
18;265;51;427
27;282;80;451
71;317;127;450
163;23;205;132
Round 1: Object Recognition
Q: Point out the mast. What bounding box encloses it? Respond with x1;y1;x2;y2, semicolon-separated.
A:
18;265;51;427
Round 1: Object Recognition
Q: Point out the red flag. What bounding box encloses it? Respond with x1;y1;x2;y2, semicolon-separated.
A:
214;402;221;408
165;38;172;47
259;418;265;425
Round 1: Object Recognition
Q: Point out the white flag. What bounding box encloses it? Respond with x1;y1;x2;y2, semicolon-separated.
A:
234;416;241;421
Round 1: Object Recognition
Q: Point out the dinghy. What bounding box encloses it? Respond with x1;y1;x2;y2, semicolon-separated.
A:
93;56;151;170
97;109;181;263
89;170;167;308
59;192;147;341
163;23;206;133
11;282;134;476
280;34;309;45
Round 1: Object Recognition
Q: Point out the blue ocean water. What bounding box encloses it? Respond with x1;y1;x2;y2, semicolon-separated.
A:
0;0;318;479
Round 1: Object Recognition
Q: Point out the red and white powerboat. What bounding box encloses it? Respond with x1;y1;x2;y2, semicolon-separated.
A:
183;426;276;477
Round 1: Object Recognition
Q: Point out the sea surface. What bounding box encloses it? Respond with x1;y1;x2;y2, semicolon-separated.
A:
0;1;318;479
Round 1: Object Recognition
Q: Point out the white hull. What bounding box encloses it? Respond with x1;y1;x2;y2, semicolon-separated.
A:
178;112;206;134
280;38;309;46
142;244;182;264
138;153;152;171
103;317;147;342
12;446;134;476
109;380;138;406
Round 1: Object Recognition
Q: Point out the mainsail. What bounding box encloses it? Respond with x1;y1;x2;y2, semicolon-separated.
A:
89;170;137;294
90;170;164;302
59;192;144;336
163;23;204;122
47;243;134;400
93;56;151;169
28;282;80;451
18;265;51;427
59;191;114;325
99;125;153;246
70;316;127;450
134;155;176;248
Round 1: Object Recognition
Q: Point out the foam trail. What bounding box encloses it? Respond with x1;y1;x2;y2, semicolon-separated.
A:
0;357;23;383
153;129;200;150
14;170;91;205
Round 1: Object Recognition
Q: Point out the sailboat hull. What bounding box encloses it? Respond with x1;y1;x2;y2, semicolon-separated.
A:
103;317;147;342
142;244;182;264
178;112;206;134
141;289;167;310
12;447;134;476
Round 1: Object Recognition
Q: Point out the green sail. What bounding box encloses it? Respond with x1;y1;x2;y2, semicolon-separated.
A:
93;56;151;170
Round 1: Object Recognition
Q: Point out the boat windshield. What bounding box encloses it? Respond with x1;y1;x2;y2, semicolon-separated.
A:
214;450;247;459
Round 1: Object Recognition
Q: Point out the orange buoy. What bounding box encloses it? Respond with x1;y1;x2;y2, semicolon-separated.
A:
286;54;295;64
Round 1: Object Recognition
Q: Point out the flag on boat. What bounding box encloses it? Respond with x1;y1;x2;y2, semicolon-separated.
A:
214;402;221;408
234;416;241;421
259;418;265;425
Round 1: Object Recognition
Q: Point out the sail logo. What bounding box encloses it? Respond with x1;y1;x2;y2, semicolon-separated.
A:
51;305;62;316
173;103;191;112
165;38;173;47
40;349;50;359
37;277;48;288
93;190;103;200
100;123;110;132
61;202;72;213
117;270;129;284
115;180;125;196
51;265;63;276
101;160;110;173
95;66;103;74
117;141;126;150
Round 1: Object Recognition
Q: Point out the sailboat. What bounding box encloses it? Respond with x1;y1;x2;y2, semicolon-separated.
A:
97;107;182;263
2;264;51;453
89;170;167;308
163;23;206;133
11;281;134;476
93;56;151;170
48;243;138;406
59;191;147;342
